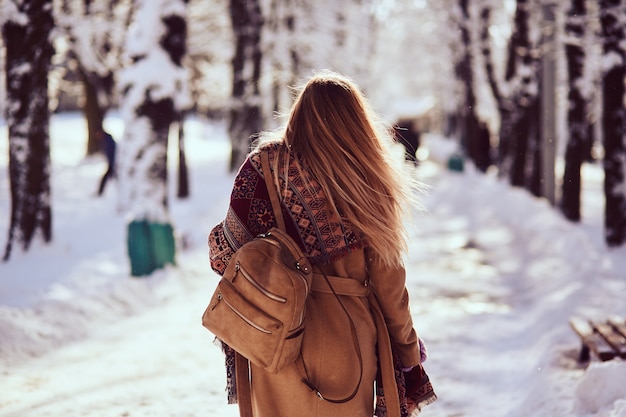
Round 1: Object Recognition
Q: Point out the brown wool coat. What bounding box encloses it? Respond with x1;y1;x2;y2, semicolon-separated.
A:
249;248;420;417
209;146;421;417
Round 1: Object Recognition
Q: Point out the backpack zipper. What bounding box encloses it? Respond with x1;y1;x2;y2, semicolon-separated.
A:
215;291;274;334
236;262;288;303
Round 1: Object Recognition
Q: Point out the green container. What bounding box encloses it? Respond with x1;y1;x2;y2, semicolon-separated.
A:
447;153;465;172
127;220;176;277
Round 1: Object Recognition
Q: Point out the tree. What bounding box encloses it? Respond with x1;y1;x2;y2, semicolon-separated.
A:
2;0;55;261
118;0;191;276
176;113;189;198
228;0;263;171
560;0;589;221
263;0;373;128
483;0;541;189
455;0;491;172
480;1;509;158
264;0;297;118
54;0;133;155
186;0;232;116
505;0;540;189
599;0;626;246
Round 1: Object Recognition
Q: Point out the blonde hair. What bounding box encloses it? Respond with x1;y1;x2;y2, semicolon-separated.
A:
256;70;421;267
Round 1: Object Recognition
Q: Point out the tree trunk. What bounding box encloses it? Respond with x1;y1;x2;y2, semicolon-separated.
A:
228;0;264;171
561;0;588;221
502;0;540;190
509;110;531;187
481;2;514;174
456;0;489;171
539;2;558;205
600;0;626;246
120;0;190;276
266;0;299;121
177;115;189;199
2;0;54;261
78;66;106;156
527;97;542;196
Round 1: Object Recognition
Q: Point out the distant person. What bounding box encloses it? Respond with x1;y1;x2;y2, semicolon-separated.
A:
393;119;421;164
96;129;116;196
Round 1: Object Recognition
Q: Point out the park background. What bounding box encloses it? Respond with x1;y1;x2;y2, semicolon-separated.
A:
1;1;626;416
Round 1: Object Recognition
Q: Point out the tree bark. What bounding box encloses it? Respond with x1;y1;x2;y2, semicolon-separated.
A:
2;0;54;261
507;0;536;187
177;114;189;199
600;0;626;246
561;0;588;221
481;2;513;174
78;66;107;155
539;2;558;205
228;0;264;171
456;0;491;172
120;0;190;276
527;96;542;196
488;0;540;190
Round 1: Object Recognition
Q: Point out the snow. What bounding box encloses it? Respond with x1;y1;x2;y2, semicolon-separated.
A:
116;0;191;222
121;0;190;111
0;1;28;27
1;113;625;417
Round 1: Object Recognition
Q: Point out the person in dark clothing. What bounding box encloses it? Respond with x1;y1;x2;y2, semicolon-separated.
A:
97;129;116;196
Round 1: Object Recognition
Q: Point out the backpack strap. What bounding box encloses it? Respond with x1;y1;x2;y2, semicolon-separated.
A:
300;271;365;404
236;149;367;412
235;351;253;417
260;150;286;232
261;148;366;404
235;149;291;417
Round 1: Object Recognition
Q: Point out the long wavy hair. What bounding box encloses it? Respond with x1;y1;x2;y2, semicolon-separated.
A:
256;70;421;267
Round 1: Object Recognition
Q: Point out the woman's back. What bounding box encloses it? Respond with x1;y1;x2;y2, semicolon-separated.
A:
208;71;432;417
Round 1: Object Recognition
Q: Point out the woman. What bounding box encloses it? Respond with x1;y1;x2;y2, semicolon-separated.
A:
209;71;435;417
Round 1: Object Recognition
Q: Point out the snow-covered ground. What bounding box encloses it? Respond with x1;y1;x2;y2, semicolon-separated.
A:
0;113;625;417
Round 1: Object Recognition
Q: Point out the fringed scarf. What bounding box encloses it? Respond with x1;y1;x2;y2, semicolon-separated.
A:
374;346;437;417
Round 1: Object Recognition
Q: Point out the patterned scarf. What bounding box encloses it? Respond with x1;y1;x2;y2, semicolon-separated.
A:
208;144;365;405
209;144;365;276
374;348;437;417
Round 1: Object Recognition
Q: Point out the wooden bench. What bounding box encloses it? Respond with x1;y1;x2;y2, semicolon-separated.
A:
569;316;626;362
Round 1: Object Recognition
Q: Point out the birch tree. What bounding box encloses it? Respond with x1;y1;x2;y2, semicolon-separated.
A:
2;0;55;261
118;0;191;276
599;0;626;246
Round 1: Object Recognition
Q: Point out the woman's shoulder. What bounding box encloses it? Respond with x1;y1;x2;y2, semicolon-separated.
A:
249;142;285;168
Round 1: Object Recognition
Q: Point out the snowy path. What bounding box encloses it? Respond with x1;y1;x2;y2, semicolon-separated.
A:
0;161;584;417
0;257;238;417
406;159;626;417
